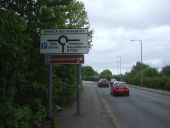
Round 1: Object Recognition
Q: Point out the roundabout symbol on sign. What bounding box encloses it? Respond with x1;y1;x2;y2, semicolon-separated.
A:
48;35;80;53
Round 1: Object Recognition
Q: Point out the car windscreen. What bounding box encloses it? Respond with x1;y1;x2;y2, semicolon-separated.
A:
111;79;116;82
115;83;126;86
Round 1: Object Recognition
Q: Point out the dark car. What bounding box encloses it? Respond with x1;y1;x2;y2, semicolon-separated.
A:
97;79;109;88
110;81;129;96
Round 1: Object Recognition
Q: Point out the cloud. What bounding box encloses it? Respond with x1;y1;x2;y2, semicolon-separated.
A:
81;0;170;74
84;0;170;29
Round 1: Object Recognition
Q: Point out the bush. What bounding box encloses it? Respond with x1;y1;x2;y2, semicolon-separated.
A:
164;78;170;90
143;77;166;89
161;66;170;76
0;101;32;128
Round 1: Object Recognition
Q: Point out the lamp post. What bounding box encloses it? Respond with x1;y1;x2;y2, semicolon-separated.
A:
117;61;120;80
117;56;121;81
131;40;143;86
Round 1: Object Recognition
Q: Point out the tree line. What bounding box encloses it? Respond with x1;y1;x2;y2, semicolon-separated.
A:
0;0;92;128
82;62;170;90
82;66;112;81
122;62;170;90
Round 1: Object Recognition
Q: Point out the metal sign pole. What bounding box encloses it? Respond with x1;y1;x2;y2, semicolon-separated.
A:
48;63;53;119
77;64;80;115
41;29;89;117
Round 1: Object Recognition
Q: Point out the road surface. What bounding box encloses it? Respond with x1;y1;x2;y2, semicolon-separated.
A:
86;82;170;128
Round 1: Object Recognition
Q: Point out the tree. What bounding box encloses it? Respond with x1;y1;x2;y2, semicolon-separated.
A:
161;65;170;76
64;0;93;47
122;62;170;90
0;0;93;127
82;66;99;81
143;67;160;77
130;61;149;76
100;69;112;80
0;9;40;128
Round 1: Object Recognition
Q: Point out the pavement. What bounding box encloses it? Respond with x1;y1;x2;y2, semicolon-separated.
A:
58;84;114;128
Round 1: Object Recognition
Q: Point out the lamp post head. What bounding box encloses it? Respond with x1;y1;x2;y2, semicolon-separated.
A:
131;40;142;42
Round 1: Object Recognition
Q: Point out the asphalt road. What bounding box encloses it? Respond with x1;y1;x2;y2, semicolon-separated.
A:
88;82;170;128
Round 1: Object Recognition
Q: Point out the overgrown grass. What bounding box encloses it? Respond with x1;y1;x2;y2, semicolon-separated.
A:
53;117;60;128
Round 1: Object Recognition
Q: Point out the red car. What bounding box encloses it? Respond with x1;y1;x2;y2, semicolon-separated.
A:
110;81;129;96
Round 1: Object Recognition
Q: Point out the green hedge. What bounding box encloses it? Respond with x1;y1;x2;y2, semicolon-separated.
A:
143;77;166;89
126;76;170;91
164;78;170;90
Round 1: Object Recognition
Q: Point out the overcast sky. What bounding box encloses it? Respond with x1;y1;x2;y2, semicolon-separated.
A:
80;0;170;74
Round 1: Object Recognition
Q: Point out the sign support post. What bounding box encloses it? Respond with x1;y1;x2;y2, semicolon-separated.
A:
40;29;89;117
48;63;53;119
77;64;81;115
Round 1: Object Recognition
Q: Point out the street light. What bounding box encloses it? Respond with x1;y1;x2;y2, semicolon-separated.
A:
116;61;120;80
131;40;143;86
117;56;121;81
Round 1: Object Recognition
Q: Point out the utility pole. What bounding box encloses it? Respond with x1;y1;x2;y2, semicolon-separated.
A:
117;56;121;81
131;40;143;86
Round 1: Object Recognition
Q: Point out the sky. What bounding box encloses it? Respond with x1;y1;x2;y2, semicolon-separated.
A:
80;0;170;74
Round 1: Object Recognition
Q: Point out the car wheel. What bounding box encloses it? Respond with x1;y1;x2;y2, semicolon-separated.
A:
113;93;117;96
